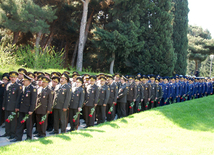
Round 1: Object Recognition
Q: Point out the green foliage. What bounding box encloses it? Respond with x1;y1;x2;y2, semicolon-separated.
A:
172;0;189;75
0;44;16;69
15;45;64;69
0;0;57;33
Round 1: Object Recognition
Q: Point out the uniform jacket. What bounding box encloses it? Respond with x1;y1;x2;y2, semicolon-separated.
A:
69;86;85;109
107;82;118;104
85;84;99;107
142;83;151;99
127;82;137;101
3;82;22;111
117;83;128;103
53;84;71;109
19;84;37;113
98;84;110;105
36;86;53;114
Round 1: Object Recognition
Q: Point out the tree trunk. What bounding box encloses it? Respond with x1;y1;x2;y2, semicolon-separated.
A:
110;52;115;74
76;0;90;72
83;8;94;49
195;60;198;71
12;32;19;45
64;39;70;68
35;31;42;48
44;31;54;49
71;39;79;68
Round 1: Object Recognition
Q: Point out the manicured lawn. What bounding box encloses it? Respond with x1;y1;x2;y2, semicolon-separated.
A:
1;96;214;155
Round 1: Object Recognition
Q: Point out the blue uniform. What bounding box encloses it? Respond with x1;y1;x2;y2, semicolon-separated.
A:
161;83;170;106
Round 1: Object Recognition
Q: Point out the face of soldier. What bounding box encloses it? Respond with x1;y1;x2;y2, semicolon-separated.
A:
18;73;24;79
129;79;134;83
76;81;82;87
52;80;58;87
164;80;168;84
151;79;155;83
2;79;8;84
38;80;43;87
90;79;95;85
121;79;125;84
100;80;105;86
135;81;139;85
9;77;17;84
109;79;113;84
73;77;77;82
114;76;119;82
60;77;67;85
42;82;49;88
23;80;31;86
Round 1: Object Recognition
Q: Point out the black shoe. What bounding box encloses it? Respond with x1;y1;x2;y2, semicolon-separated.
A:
25;138;31;141
47;128;53;132
23;129;27;134
83;126;88;128
8;136;15;139
10;139;21;142
38;135;45;138
33;131;38;134
2;125;5;128
0;133;8;137
34;134;41;137
49;131;58;135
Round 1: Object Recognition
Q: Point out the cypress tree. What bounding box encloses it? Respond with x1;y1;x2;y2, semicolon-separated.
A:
172;0;189;75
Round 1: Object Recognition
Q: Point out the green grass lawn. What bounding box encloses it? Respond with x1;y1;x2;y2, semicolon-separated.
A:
1;96;214;155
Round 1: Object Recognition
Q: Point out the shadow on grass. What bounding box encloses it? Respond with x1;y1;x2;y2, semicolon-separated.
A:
98;122;120;129
120;118;128;124
56;134;71;141
39;139;53;145
153;96;214;132
70;131;93;138
83;128;105;132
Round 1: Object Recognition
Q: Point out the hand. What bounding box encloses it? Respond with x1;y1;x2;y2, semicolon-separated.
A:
28;111;33;115
78;107;82;112
133;99;136;102
15;108;19;112
84;103;86;105
178;95;180;97
63;108;67;112
176;96;178;98
103;104;106;107
117;96;119;99
141;99;143;102
95;104;97;107
148;98;150;101
47;111;50;114
113;102;116;105
2;107;5;110
170;97;172;99
155;97;157;100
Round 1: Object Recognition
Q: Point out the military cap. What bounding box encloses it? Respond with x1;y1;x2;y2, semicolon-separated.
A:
34;71;38;76
23;74;32;81
61;73;69;82
89;76;96;81
52;76;60;83
114;73;121;78
2;73;9;81
100;76;106;81
179;75;184;79
150;74;155;80
18;68;27;75
44;72;51;77
37;75;44;81
83;74;90;78
72;73;80;78
106;75;114;80
128;75;134;80
27;72;35;79
63;71;70;75
72;71;79;75
51;72;61;77
37;72;45;76
76;77;83;84
42;76;51;83
121;75;127;81
137;73;142;78
9;71;18;78
135;77;140;82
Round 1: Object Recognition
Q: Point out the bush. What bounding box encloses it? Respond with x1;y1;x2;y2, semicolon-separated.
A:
15;45;64;69
0;44;17;70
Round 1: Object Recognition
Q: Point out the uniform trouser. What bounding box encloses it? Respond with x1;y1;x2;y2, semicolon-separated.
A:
155;99;161;107
96;105;106;124
106;104;115;121
47;112;54;130
149;99;155;109
36;114;48;136
126;100;133;115
15;112;32;140
117;102;126;118
134;100;141;113
84;106;95;127
143;98;149;110
5;110;17;137
69;108;79;131
0;104;4;125
53;109;67;133
160;98;168;106
176;96;180;102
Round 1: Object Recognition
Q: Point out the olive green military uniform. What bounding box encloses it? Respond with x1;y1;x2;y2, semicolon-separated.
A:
117;83;128;118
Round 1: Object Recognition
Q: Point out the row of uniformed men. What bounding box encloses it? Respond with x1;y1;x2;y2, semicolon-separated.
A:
0;68;213;142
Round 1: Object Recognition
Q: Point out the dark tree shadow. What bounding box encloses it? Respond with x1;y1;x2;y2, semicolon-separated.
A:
119;118;128;124
39;139;53;145
70;131;93;138
83;128;105;133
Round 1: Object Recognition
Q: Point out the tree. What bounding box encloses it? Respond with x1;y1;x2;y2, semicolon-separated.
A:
0;0;57;45
172;0;189;75
187;25;213;71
